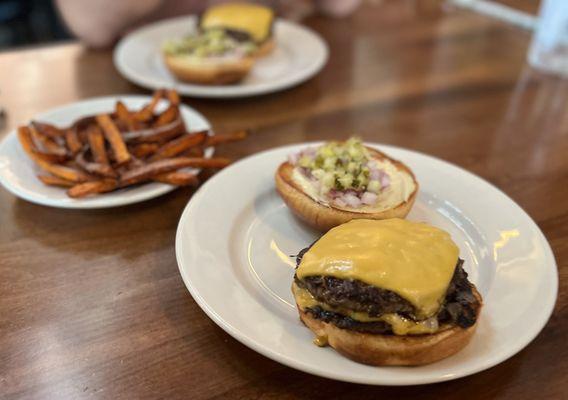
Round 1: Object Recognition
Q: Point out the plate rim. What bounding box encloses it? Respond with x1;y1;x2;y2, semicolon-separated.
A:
0;94;212;209
175;142;558;385
113;16;329;98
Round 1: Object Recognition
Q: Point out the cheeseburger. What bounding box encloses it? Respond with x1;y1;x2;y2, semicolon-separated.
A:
199;2;276;57
292;218;482;366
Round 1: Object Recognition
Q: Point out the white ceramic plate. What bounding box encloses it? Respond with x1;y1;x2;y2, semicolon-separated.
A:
0;96;212;209
114;16;328;98
176;143;558;385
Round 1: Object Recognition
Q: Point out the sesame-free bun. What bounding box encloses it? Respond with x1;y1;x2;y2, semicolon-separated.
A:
294;285;482;366
275;147;418;232
253;38;275;57
163;53;254;85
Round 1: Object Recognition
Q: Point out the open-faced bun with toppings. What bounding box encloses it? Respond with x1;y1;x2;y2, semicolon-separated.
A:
275;138;418;231
162;28;256;85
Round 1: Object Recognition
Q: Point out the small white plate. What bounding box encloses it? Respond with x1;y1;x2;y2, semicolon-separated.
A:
175;143;558;385
114;16;329;98
0;96;212;209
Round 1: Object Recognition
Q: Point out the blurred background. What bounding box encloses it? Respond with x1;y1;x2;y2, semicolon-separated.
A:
0;0;70;49
0;0;540;51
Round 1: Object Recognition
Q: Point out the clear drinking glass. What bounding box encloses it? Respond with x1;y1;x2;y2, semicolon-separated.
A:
528;0;568;76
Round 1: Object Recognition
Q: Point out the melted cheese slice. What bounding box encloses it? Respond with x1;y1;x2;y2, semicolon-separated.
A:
297;219;459;319
200;3;274;43
292;283;440;335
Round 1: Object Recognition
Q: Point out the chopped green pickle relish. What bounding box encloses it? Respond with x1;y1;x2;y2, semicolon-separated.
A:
297;138;379;193
163;28;257;58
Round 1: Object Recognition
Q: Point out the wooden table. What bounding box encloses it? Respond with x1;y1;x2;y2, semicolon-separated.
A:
1;1;566;399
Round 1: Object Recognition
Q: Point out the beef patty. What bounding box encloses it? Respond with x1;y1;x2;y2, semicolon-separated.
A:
295;247;480;335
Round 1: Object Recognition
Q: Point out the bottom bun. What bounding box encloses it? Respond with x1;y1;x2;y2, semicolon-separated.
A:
254;39;275;57
163;53;254;85
295;286;482;366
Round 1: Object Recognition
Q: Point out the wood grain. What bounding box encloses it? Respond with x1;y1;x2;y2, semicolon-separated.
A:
1;1;566;399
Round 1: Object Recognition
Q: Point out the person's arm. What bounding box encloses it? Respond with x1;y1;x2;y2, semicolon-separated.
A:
273;0;361;20
55;0;162;48
315;0;361;17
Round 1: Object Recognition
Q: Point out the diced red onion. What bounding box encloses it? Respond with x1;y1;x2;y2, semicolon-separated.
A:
361;191;378;205
379;171;391;188
288;146;318;165
343;193;362;208
422;317;439;331
288;153;299;164
305;147;317;157
311;179;321;192
333;198;347;207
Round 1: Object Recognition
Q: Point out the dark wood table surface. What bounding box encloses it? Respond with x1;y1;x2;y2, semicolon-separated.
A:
1;1;566;399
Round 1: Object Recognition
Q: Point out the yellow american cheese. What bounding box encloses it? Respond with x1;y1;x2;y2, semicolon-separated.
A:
292;283;440;335
296;219;459;319
200;3;274;43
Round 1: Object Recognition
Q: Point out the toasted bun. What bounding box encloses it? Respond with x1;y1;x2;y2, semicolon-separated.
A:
254;38;275;57
295;286;482;366
163;53;254;85
275;147;418;232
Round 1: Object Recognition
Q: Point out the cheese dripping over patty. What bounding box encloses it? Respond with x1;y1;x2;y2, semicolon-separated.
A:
200;3;274;43
296;219;459;319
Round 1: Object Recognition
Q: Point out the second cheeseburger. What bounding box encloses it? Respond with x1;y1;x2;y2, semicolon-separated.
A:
292;218;482;366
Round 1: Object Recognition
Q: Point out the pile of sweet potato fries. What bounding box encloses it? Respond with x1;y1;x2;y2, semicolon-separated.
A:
17;89;246;198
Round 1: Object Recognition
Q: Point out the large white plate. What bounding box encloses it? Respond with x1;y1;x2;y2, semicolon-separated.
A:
175;143;558;385
114;16;328;98
0;96;212;209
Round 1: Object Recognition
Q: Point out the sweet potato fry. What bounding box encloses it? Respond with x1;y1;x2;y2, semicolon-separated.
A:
155;105;178;126
133;90;162;122
183;147;205;157
115;100;137;131
19;127;91;182
205;130;247;147
71;116;95;137
67;179;117;198
36;160;91;183
87;125;109;165
96;114;131;164
18;90;231;198
33;151;68;164
126;157;145;171
29;124;67;156
37;174;75;187
18;126;37;156
120;157;230;186
65;129;82;155
177;157;231;169
150;131;207;161
35;160;88;184
154;171;199;186
124;119;185;143
75;151;117;178
31;121;66;139
130;143;159;158
17;127;65;162
132;108;153;123
165;89;180;106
